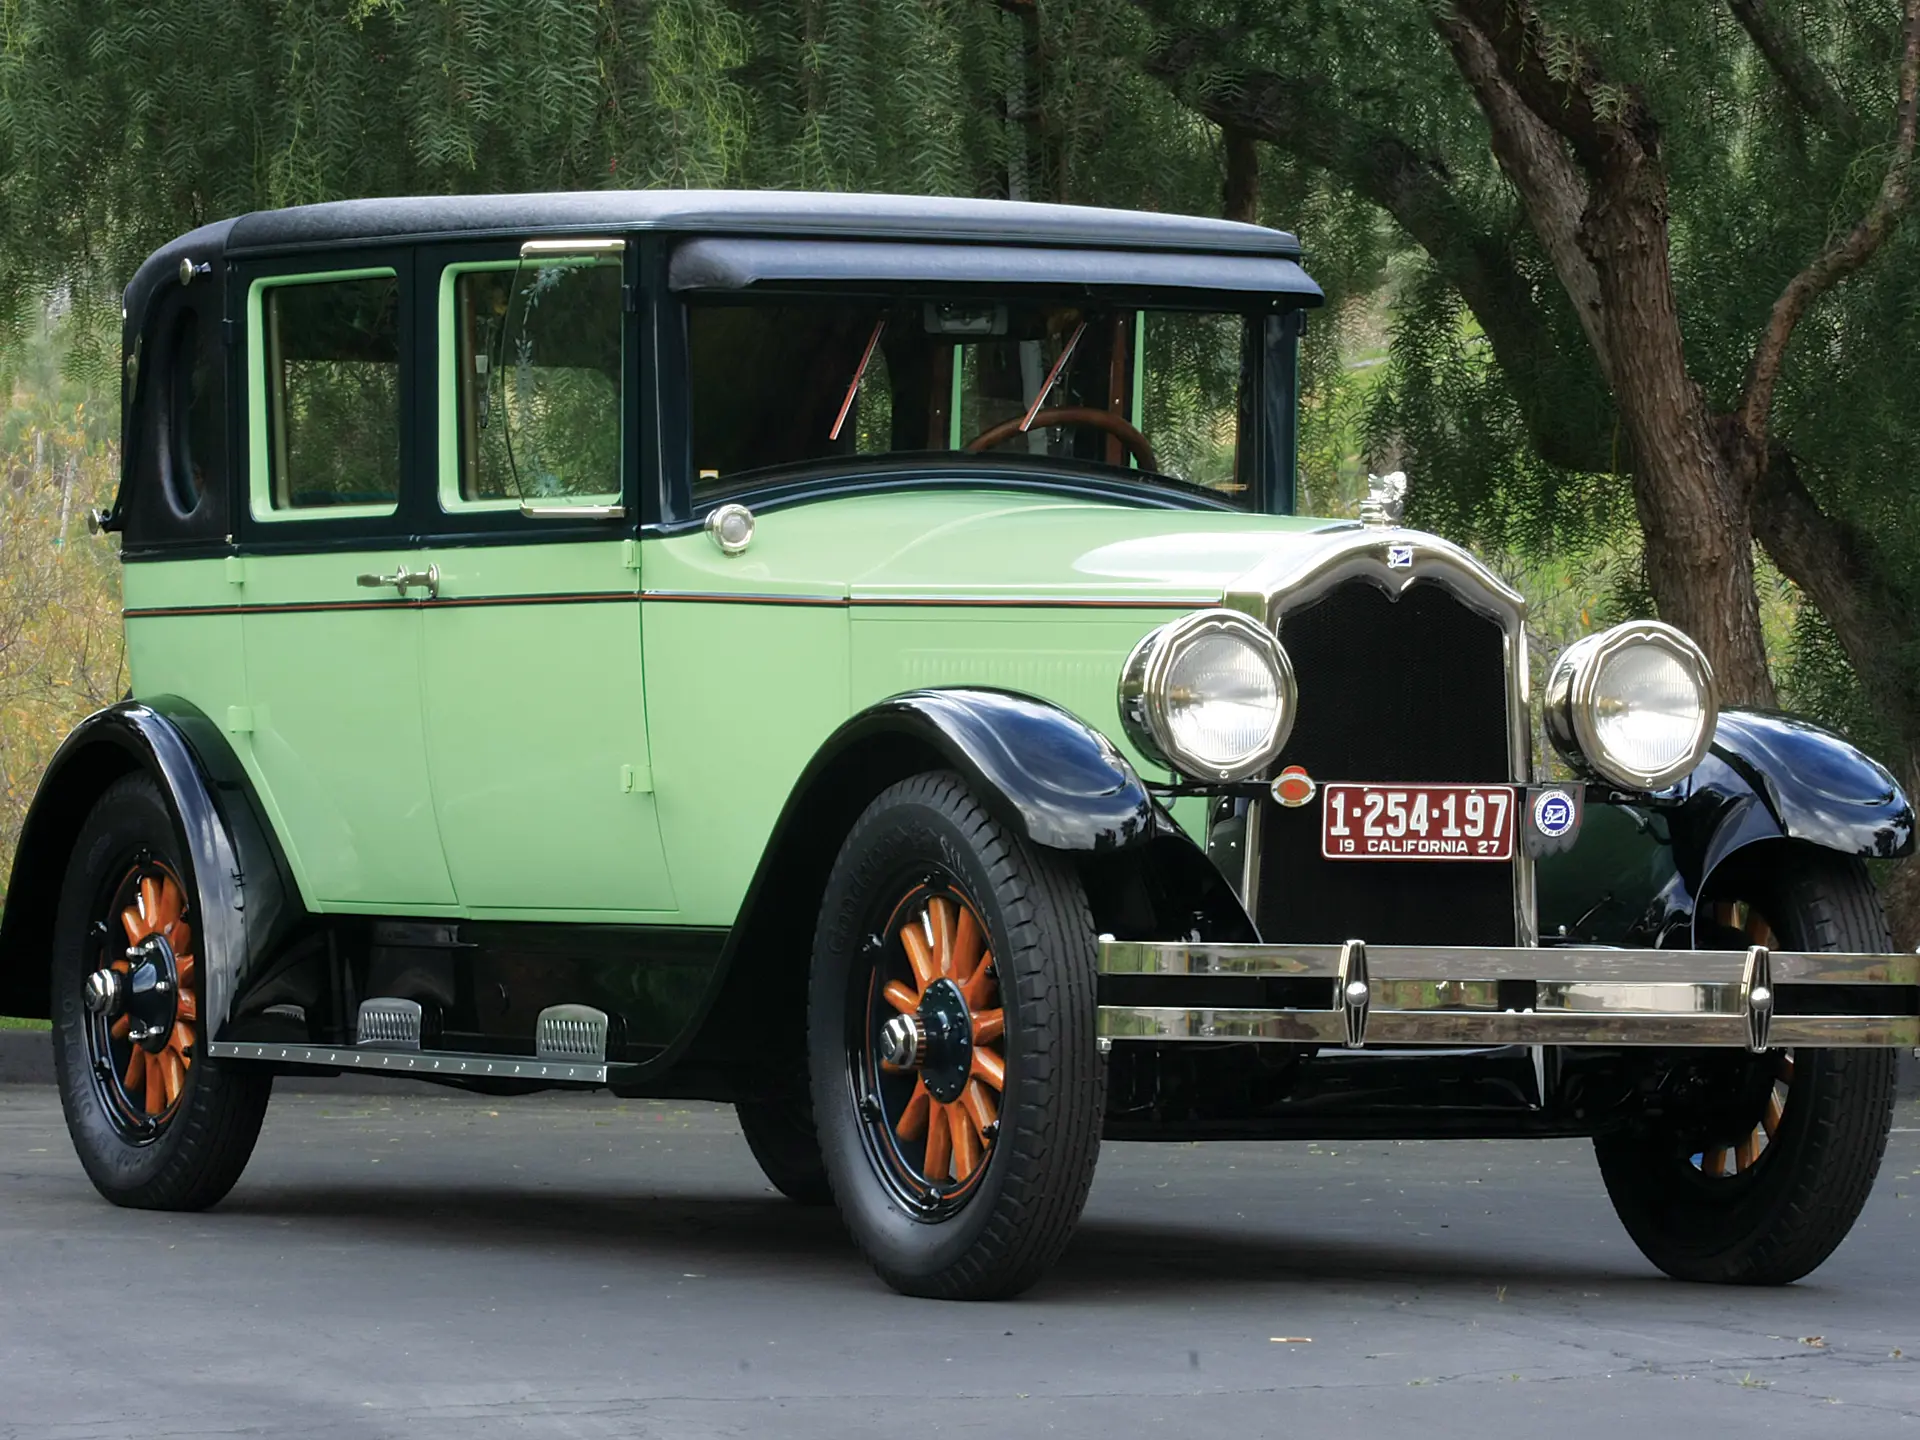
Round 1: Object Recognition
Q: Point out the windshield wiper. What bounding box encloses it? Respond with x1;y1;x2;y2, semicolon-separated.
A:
829;319;887;441
1019;321;1087;432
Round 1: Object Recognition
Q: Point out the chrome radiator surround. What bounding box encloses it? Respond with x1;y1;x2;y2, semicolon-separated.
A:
1097;940;1920;1050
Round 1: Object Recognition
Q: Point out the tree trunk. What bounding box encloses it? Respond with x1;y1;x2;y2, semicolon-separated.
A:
1580;152;1778;706
1222;126;1258;223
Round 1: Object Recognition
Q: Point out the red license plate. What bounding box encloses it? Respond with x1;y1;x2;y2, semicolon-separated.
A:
1320;783;1515;861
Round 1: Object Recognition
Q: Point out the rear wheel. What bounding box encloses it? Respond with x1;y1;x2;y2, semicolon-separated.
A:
735;1090;831;1205
808;771;1104;1300
51;774;272;1210
1594;850;1897;1284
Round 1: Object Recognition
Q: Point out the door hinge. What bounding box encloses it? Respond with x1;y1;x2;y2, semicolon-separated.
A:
225;706;254;734
225;555;245;586
620;762;654;795
621;538;641;570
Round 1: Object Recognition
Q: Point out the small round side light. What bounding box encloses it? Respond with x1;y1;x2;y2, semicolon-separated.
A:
705;503;755;556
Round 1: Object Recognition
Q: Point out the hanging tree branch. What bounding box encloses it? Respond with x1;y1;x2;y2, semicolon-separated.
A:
1727;0;1863;142
1738;0;1920;448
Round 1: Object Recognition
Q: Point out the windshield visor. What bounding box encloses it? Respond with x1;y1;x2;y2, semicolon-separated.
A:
687;298;1279;508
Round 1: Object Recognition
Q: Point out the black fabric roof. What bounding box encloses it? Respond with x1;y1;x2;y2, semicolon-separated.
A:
124;190;1312;343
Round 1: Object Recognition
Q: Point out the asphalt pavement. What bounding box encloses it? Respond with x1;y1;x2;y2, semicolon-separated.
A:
2;1083;1916;1439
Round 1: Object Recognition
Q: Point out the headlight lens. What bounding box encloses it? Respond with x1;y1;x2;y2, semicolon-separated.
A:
1118;610;1296;781
1545;620;1717;790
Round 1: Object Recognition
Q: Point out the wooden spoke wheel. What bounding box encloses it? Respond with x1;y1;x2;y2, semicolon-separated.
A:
808;771;1104;1299
1593;853;1898;1286
855;880;1006;1215
81;859;200;1141
1688;902;1791;1182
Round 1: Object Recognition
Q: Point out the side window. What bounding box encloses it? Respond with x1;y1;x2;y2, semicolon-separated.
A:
445;258;621;508
165;309;219;516
253;271;401;517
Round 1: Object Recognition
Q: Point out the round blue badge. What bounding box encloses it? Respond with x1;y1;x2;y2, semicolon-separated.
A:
1533;790;1576;839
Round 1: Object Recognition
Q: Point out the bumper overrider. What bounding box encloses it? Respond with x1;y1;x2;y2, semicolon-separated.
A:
1096;941;1920;1050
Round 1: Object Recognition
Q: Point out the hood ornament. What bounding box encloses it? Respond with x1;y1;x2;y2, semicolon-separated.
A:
1360;471;1407;529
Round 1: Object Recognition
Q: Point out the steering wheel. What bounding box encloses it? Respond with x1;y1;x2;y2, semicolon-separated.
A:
963;406;1159;474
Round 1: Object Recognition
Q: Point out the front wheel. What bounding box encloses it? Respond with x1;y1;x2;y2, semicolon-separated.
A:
808;772;1104;1300
1594;850;1897;1284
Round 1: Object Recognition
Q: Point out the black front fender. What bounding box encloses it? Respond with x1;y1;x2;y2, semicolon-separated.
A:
835;688;1159;853
1542;709;1913;948
1671;709;1914;893
0;700;303;1030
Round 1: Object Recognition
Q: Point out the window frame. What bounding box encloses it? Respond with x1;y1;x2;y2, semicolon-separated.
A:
436;255;627;516
245;263;408;525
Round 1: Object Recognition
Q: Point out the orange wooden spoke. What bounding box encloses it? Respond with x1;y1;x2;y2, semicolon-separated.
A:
176;954;196;986
1763;1092;1784;1138
896;1080;930;1141
123;1048;146;1090
963;955;995;1009
168;922;193;959
961;1078;998;1136
1747;914;1777;947
172;1021;195;1057
971;1047;1006;1091
882;980;919;1015
161;1049;185;1107
901;926;940;991
176;990;199;1023
949;1103;981;1179
111;1015;131;1040
138;876;163;927
928;898;956;976
951;905;984;983
1735;1131;1760;1171
121;906;145;945
1778;1052;1795;1081
972;1008;1004;1046
151;876;184;934
144;1054;168;1115
924;1101;952;1181
1704;1148;1730;1178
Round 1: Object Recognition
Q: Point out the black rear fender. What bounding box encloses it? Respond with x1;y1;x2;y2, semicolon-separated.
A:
0;701;305;1031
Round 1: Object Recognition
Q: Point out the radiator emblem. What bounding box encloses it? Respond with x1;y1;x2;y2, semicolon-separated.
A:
1386;543;1414;569
1271;765;1317;807
1532;788;1577;838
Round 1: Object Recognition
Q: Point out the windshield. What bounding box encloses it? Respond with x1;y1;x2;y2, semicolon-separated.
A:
687;298;1270;508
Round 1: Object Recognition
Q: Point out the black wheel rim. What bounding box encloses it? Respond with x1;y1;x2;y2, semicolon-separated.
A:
843;871;1007;1221
80;856;199;1144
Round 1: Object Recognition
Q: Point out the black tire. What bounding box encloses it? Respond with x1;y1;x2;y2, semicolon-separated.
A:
808;771;1104;1300
1594;848;1897;1285
736;1090;832;1205
51;773;272;1210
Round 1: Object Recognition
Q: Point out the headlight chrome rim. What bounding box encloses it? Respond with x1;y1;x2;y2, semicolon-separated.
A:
1117;609;1296;783
1545;620;1718;790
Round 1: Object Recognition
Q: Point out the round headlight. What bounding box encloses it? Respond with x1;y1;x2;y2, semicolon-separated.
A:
1117;610;1296;782
1544;620;1717;790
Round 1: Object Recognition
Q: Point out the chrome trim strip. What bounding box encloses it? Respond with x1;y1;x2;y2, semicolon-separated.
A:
1100;940;1918;986
207;1041;615;1084
1097;939;1919;1049
1099;1008;1920;1050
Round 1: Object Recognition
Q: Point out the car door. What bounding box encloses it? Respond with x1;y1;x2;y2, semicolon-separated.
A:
234;258;457;910
415;240;676;915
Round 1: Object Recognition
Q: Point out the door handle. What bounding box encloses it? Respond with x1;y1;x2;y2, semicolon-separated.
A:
356;564;440;599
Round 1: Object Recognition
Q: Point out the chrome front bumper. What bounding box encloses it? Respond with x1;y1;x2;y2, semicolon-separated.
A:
1096;941;1920;1050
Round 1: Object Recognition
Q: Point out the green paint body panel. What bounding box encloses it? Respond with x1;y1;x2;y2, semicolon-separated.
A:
123;487;1347;926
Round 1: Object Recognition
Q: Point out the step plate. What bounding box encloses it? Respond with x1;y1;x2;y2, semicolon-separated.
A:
355;998;423;1051
207;1041;613;1085
536;1005;609;1064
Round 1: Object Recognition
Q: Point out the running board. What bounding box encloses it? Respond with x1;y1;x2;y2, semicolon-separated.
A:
206;1040;621;1086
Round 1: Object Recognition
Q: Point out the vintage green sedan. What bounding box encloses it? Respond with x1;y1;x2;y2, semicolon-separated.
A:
3;192;1914;1299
